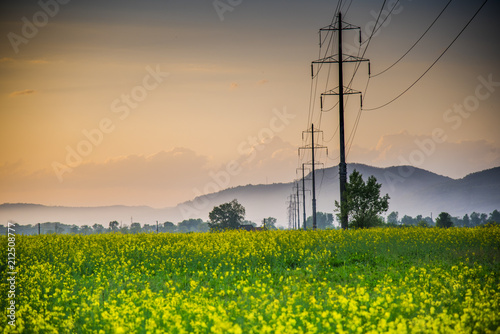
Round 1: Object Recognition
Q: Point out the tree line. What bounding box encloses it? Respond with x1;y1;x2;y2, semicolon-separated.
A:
2;170;498;234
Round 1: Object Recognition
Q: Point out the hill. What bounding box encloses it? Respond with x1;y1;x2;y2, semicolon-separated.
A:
1;164;499;227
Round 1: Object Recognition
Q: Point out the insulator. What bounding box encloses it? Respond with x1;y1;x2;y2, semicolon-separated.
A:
360;95;363;108
311;64;314;78
320;96;323;110
359;30;362;44
319;31;322;47
368;62;371;76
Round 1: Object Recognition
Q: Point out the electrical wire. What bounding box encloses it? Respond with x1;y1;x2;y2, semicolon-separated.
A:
328;0;386;162
363;0;489;111
371;0;454;77
360;0;401;46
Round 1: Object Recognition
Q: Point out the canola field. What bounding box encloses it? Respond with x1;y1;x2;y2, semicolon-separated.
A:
1;227;499;333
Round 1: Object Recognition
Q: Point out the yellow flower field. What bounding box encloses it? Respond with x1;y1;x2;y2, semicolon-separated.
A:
1;227;499;333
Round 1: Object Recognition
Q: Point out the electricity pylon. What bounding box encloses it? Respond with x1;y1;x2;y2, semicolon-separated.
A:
311;12;370;230
298;124;328;230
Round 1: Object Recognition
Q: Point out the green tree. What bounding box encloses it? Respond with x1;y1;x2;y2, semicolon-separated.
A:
305;212;334;229
198;222;210;233
488;209;500;223
109;220;119;231
208;199;245;230
462;214;471;228
163;221;176;233
92;224;105;234
178;219;204;233
436;212;453;228
335;170;390;229
401;215;415;226
130;222;141;233
387;211;399;226
262;217;277;230
417;220;429;228
81;225;92;235
70;225;79;234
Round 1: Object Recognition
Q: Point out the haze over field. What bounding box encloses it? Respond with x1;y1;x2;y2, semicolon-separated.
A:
1;0;499;210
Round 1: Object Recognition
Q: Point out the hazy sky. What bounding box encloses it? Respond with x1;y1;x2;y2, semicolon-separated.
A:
1;0;499;208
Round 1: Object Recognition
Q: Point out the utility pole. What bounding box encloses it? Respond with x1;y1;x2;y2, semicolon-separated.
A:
296;164;311;230
293;182;301;229
302;165;307;230
297;182;300;230
287;195;293;229
312;12;369;230
156;220;159;233
298;124;327;230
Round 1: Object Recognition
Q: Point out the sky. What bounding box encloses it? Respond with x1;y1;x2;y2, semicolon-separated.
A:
0;0;499;209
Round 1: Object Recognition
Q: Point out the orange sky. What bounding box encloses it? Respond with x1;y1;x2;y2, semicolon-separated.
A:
1;0;499;208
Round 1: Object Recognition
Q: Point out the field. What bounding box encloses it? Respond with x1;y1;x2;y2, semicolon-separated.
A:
1;227;499;333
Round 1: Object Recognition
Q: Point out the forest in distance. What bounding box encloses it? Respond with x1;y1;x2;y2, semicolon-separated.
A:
2;208;499;235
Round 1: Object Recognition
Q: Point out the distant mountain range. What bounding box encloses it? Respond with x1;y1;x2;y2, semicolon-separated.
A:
1;164;499;227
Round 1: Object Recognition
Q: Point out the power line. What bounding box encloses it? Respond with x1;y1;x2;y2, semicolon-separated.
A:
360;0;400;46
364;0;489;111
371;0;454;77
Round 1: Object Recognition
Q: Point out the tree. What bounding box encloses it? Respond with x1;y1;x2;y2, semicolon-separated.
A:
387;211;399;226
55;223;64;234
143;224;155;233
81;225;92;235
488;210;500;223
335;170;390;229
241;220;257;227
480;213;488;225
178;219;204;233
262;217;277;230
198;222;210;233
436;212;453;228
163;221;176;233
130;222;141;233
109;220;119;231
462;214;471;228
470;212;481;227
70;225;79;234
93;224;104;234
305;212;334;229
417;220;429;228
401;215;415;226
208;199;245;230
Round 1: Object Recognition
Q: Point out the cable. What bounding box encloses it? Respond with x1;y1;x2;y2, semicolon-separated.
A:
364;0;489;111
360;0;400;46
341;0;354;18
371;0;453;77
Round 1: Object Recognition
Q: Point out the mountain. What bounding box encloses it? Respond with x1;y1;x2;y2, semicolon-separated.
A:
1;164;499;227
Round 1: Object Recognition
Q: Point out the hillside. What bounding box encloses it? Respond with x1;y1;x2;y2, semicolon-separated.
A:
1;164;499;227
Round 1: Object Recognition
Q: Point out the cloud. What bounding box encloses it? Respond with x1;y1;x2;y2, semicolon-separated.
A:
257;79;269;85
28;59;49;64
0;58;48;64
9;89;37;97
229;82;239;90
235;136;298;184
0;148;213;207
0;138;301;207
